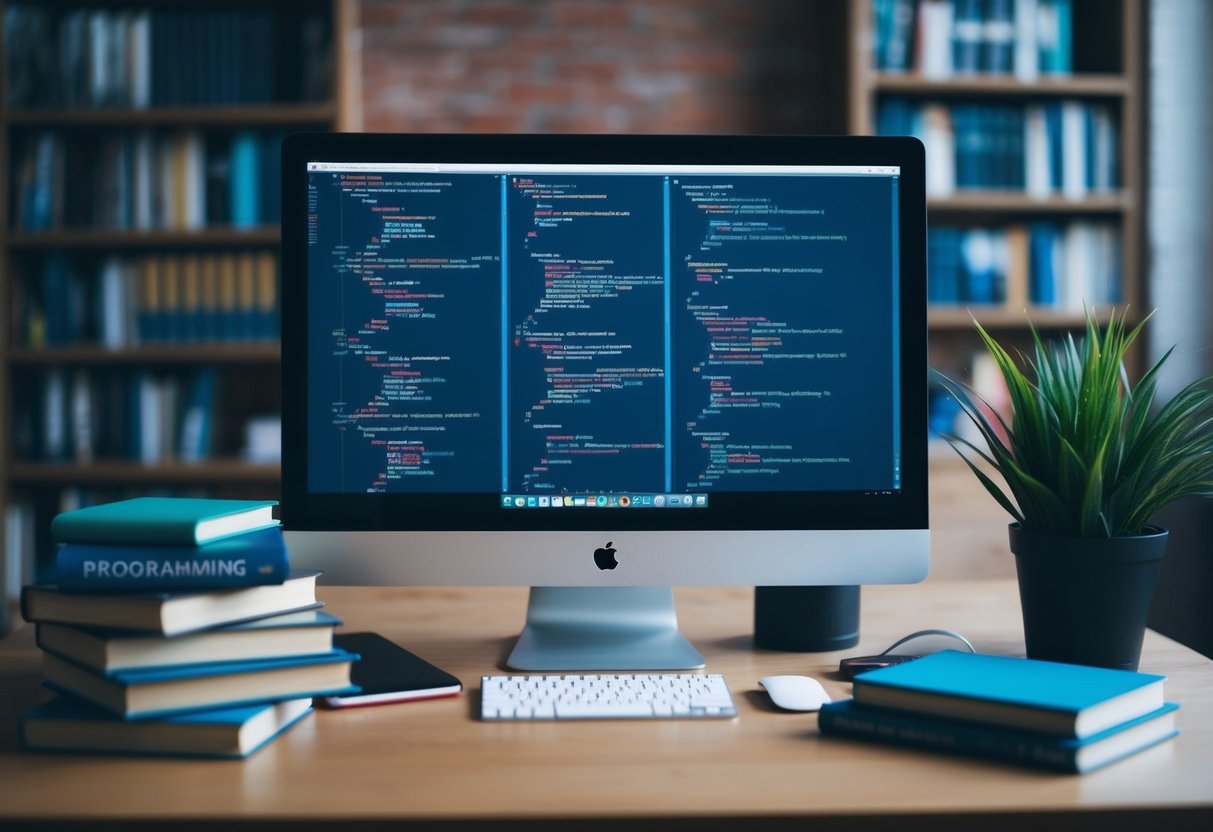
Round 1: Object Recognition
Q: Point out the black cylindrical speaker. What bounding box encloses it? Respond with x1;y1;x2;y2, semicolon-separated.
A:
754;586;861;652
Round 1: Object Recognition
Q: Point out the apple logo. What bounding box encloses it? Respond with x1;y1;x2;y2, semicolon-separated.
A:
593;541;619;570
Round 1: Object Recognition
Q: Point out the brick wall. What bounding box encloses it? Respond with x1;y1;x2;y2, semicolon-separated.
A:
359;0;848;134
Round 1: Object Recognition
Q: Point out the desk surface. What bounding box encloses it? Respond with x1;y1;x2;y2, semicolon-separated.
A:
1;580;1211;831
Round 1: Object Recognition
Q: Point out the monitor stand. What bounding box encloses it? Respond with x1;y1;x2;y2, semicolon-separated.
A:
506;587;706;671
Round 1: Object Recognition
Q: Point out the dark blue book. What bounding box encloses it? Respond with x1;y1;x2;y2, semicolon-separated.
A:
42;647;359;720
21;696;314;759
1029;222;1059;304
819;699;1179;774
55;526;287;594
981;0;1014;73
851;650;1167;738
927;227;962;303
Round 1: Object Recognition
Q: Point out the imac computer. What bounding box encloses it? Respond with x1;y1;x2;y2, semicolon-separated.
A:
281;133;928;671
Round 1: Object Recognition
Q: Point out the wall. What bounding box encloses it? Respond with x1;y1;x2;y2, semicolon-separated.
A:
359;0;847;135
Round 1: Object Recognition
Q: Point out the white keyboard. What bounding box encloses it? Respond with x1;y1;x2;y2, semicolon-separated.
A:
481;673;737;721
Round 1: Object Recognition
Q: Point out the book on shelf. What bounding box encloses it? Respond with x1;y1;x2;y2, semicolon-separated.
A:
21;696;314;759
52;497;278;546
55;525;289;594
21;570;320;637
41;648;358;720
877;97;1118;197
36;609;342;674
927;220;1118;309
871;0;1072;77
4;6;331;110
850;650;1167;738
10;129;287;232
818;698;1179;774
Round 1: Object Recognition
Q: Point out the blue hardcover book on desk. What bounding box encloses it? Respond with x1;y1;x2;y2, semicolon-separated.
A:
42;647;359;720
51;497;278;546
819;699;1179;774
55;526;288;594
21;696;314;759
851;650;1166;738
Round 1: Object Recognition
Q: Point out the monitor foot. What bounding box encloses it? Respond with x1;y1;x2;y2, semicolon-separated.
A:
506;587;705;671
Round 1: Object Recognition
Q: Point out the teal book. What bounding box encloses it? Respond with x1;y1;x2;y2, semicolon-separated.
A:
51;497;278;546
42;648;359;720
55;526;289;594
53;499;277;550
21;570;320;637
851;650;1166;738
36;609;341;674
21;696;313;759
818;699;1179;774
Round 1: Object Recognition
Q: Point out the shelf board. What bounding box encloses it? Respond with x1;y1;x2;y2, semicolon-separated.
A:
6;227;280;249
8;344;281;366
3;103;336;128
929;306;1123;329
9;461;281;485
872;72;1131;97
928;192;1130;213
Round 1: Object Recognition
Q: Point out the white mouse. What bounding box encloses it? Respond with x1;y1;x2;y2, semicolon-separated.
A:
759;675;832;712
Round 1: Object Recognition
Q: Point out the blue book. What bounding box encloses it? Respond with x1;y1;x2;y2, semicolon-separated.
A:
951;0;985;73
229;131;261;228
42;647;359;720
1029;222;1058;304
851;650;1166;738
818;699;1179;774
55;526;288;594
36;609;342;674
51;497;278;546
21;696;314;759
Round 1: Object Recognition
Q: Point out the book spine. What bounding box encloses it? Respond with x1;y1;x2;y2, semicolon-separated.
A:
55;538;287;593
818;702;1080;772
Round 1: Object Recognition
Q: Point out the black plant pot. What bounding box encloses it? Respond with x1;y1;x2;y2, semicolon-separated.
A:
1009;523;1168;671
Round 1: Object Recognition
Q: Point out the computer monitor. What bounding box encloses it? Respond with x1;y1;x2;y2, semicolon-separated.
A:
281;134;928;671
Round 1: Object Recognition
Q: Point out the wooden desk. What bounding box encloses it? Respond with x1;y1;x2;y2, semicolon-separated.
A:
1;581;1210;831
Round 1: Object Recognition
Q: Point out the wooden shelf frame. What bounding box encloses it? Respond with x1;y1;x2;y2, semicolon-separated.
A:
4;103;338;128
6;227;281;249
871;73;1132;97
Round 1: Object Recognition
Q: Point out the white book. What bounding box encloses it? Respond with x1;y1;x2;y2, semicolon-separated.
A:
1024;105;1051;199
921;104;955;196
918;0;954;78
1014;0;1040;81
1061;100;1088;201
1060;222;1091;311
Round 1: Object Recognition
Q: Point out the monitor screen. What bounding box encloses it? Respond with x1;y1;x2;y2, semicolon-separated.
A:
281;134;927;593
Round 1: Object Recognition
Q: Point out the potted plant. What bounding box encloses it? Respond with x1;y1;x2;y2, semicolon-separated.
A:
933;309;1213;670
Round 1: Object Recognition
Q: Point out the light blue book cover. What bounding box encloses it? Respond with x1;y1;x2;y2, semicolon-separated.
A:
852;650;1166;738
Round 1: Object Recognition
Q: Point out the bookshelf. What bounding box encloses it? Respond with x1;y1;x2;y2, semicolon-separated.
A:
848;0;1145;385
0;0;361;593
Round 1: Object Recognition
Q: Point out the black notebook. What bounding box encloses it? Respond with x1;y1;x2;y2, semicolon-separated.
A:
321;632;462;708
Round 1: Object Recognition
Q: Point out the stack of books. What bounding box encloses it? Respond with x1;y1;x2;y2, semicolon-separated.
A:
18;498;357;759
819;650;1179;773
